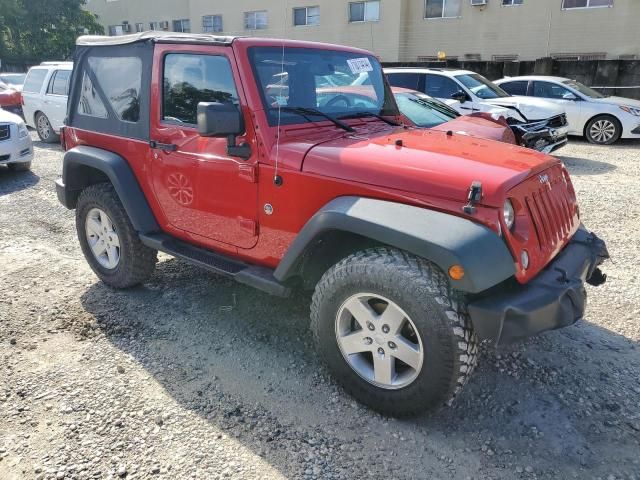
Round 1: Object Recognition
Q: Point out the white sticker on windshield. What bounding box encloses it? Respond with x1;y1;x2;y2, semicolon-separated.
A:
347;57;373;75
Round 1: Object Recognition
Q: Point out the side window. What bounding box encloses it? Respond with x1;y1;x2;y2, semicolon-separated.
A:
500;80;528;96
47;70;71;96
23;68;48;94
533;81;573;100
78;72;108;119
163;54;239;125
386;73;423;91
424;74;462;99
86;57;142;122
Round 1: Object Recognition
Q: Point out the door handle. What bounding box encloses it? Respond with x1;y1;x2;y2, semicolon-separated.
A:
149;140;177;151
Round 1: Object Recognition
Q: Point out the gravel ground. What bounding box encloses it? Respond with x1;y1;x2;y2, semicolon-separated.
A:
1;133;639;480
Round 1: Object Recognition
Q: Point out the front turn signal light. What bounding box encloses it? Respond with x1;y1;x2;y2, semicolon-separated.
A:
448;265;465;281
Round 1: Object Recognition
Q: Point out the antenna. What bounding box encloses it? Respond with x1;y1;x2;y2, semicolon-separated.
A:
273;3;287;187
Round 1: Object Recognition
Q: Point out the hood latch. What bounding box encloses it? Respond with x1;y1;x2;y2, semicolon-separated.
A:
463;181;483;214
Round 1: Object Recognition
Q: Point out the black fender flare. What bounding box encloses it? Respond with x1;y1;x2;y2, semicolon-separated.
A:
58;145;159;233
273;196;516;294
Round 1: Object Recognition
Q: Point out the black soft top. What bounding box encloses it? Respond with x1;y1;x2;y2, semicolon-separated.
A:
76;32;238;47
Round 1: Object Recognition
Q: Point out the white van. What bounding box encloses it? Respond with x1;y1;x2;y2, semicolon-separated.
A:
22;62;73;143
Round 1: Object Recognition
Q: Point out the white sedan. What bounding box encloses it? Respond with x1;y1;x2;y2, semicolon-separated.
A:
0;108;34;172
495;76;640;145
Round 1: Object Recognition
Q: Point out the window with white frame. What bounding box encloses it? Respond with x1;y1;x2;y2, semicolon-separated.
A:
202;15;223;33
149;21;159;30
502;0;524;5
425;0;462;19
349;1;380;23
172;19;191;33
293;6;320;26
108;25;124;36
245;10;268;30
135;23;144;32
562;0;612;8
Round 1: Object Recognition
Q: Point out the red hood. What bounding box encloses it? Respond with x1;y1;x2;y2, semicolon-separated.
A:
301;127;559;207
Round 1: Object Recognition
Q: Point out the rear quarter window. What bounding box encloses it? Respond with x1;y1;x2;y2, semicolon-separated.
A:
23;68;49;93
47;70;72;96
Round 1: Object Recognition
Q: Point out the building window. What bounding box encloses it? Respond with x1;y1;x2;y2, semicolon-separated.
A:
149;21;159;30
492;54;519;61
562;0;612;8
349;1;380;22
135;23;144;32
173;19;191;33
293;6;320;26
108;25;124;36
502;0;523;5
425;0;462;19
202;15;223;33
245;10;268;30
464;53;481;61
551;52;607;61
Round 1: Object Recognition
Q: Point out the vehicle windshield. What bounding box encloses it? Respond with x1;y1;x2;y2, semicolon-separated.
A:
395;93;458;128
0;74;26;86
249;47;398;126
455;73;510;99
562;79;605;98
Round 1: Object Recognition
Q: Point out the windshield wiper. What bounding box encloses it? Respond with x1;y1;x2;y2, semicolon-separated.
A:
338;111;401;126
270;106;355;132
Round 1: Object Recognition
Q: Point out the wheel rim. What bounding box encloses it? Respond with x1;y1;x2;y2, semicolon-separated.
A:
590;119;616;143
85;208;121;269
37;115;51;139
335;293;424;390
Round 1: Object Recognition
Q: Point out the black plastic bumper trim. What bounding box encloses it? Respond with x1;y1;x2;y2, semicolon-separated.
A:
468;226;609;345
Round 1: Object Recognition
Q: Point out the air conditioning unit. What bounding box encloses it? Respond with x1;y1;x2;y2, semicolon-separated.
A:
159;21;169;30
470;0;487;5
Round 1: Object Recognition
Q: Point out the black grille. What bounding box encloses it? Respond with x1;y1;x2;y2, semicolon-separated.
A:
0;124;10;141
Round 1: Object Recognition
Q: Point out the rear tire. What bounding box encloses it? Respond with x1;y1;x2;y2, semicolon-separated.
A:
76;183;157;288
311;247;478;417
35;112;59;143
7;161;31;172
585;115;621;145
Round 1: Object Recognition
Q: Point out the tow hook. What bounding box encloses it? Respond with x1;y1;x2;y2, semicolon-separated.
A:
587;268;607;287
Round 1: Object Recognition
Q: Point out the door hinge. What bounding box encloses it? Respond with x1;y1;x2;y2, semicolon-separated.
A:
238;217;258;236
238;164;258;183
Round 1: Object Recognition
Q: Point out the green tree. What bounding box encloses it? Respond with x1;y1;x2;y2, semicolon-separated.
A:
0;0;103;65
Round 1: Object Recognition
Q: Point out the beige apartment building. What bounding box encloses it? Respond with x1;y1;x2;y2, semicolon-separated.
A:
84;0;640;62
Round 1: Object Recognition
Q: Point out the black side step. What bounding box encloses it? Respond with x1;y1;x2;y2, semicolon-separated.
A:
139;233;291;297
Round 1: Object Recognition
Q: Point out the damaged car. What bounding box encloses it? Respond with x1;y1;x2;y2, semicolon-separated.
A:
385;68;569;153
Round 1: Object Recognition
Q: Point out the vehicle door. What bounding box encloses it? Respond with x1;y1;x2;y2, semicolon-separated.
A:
149;45;259;250
498;80;529;97
385;72;425;92
44;69;71;131
424;74;476;114
532;81;583;133
20;67;49;128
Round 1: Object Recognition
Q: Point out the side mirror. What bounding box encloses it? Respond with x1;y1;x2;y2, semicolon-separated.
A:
562;92;578;101
451;91;467;103
197;102;251;160
197;102;244;137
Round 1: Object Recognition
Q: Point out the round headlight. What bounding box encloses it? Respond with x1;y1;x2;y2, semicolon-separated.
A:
503;199;515;230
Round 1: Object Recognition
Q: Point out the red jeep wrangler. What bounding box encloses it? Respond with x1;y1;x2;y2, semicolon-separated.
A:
56;33;608;416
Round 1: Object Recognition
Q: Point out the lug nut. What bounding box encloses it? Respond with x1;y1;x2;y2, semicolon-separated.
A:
382;324;390;334
363;337;373;345
388;341;397;350
367;322;375;331
377;347;385;355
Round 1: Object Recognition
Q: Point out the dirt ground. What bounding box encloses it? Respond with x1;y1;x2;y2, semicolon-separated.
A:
1;134;639;480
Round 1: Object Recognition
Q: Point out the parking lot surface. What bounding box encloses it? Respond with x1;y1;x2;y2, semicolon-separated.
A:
1;134;639;480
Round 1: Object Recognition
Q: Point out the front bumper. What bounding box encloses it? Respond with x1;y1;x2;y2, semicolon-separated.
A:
468;226;609;345
0;125;34;165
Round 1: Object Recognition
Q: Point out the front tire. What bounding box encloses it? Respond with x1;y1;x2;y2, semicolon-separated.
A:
35;112;59;143
311;248;478;417
585;115;621;145
76;183;157;288
7;161;31;172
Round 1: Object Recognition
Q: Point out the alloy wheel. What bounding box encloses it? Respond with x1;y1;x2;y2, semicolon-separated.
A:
85;208;121;269
335;293;424;390
589;119;616;144
37;115;51;140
